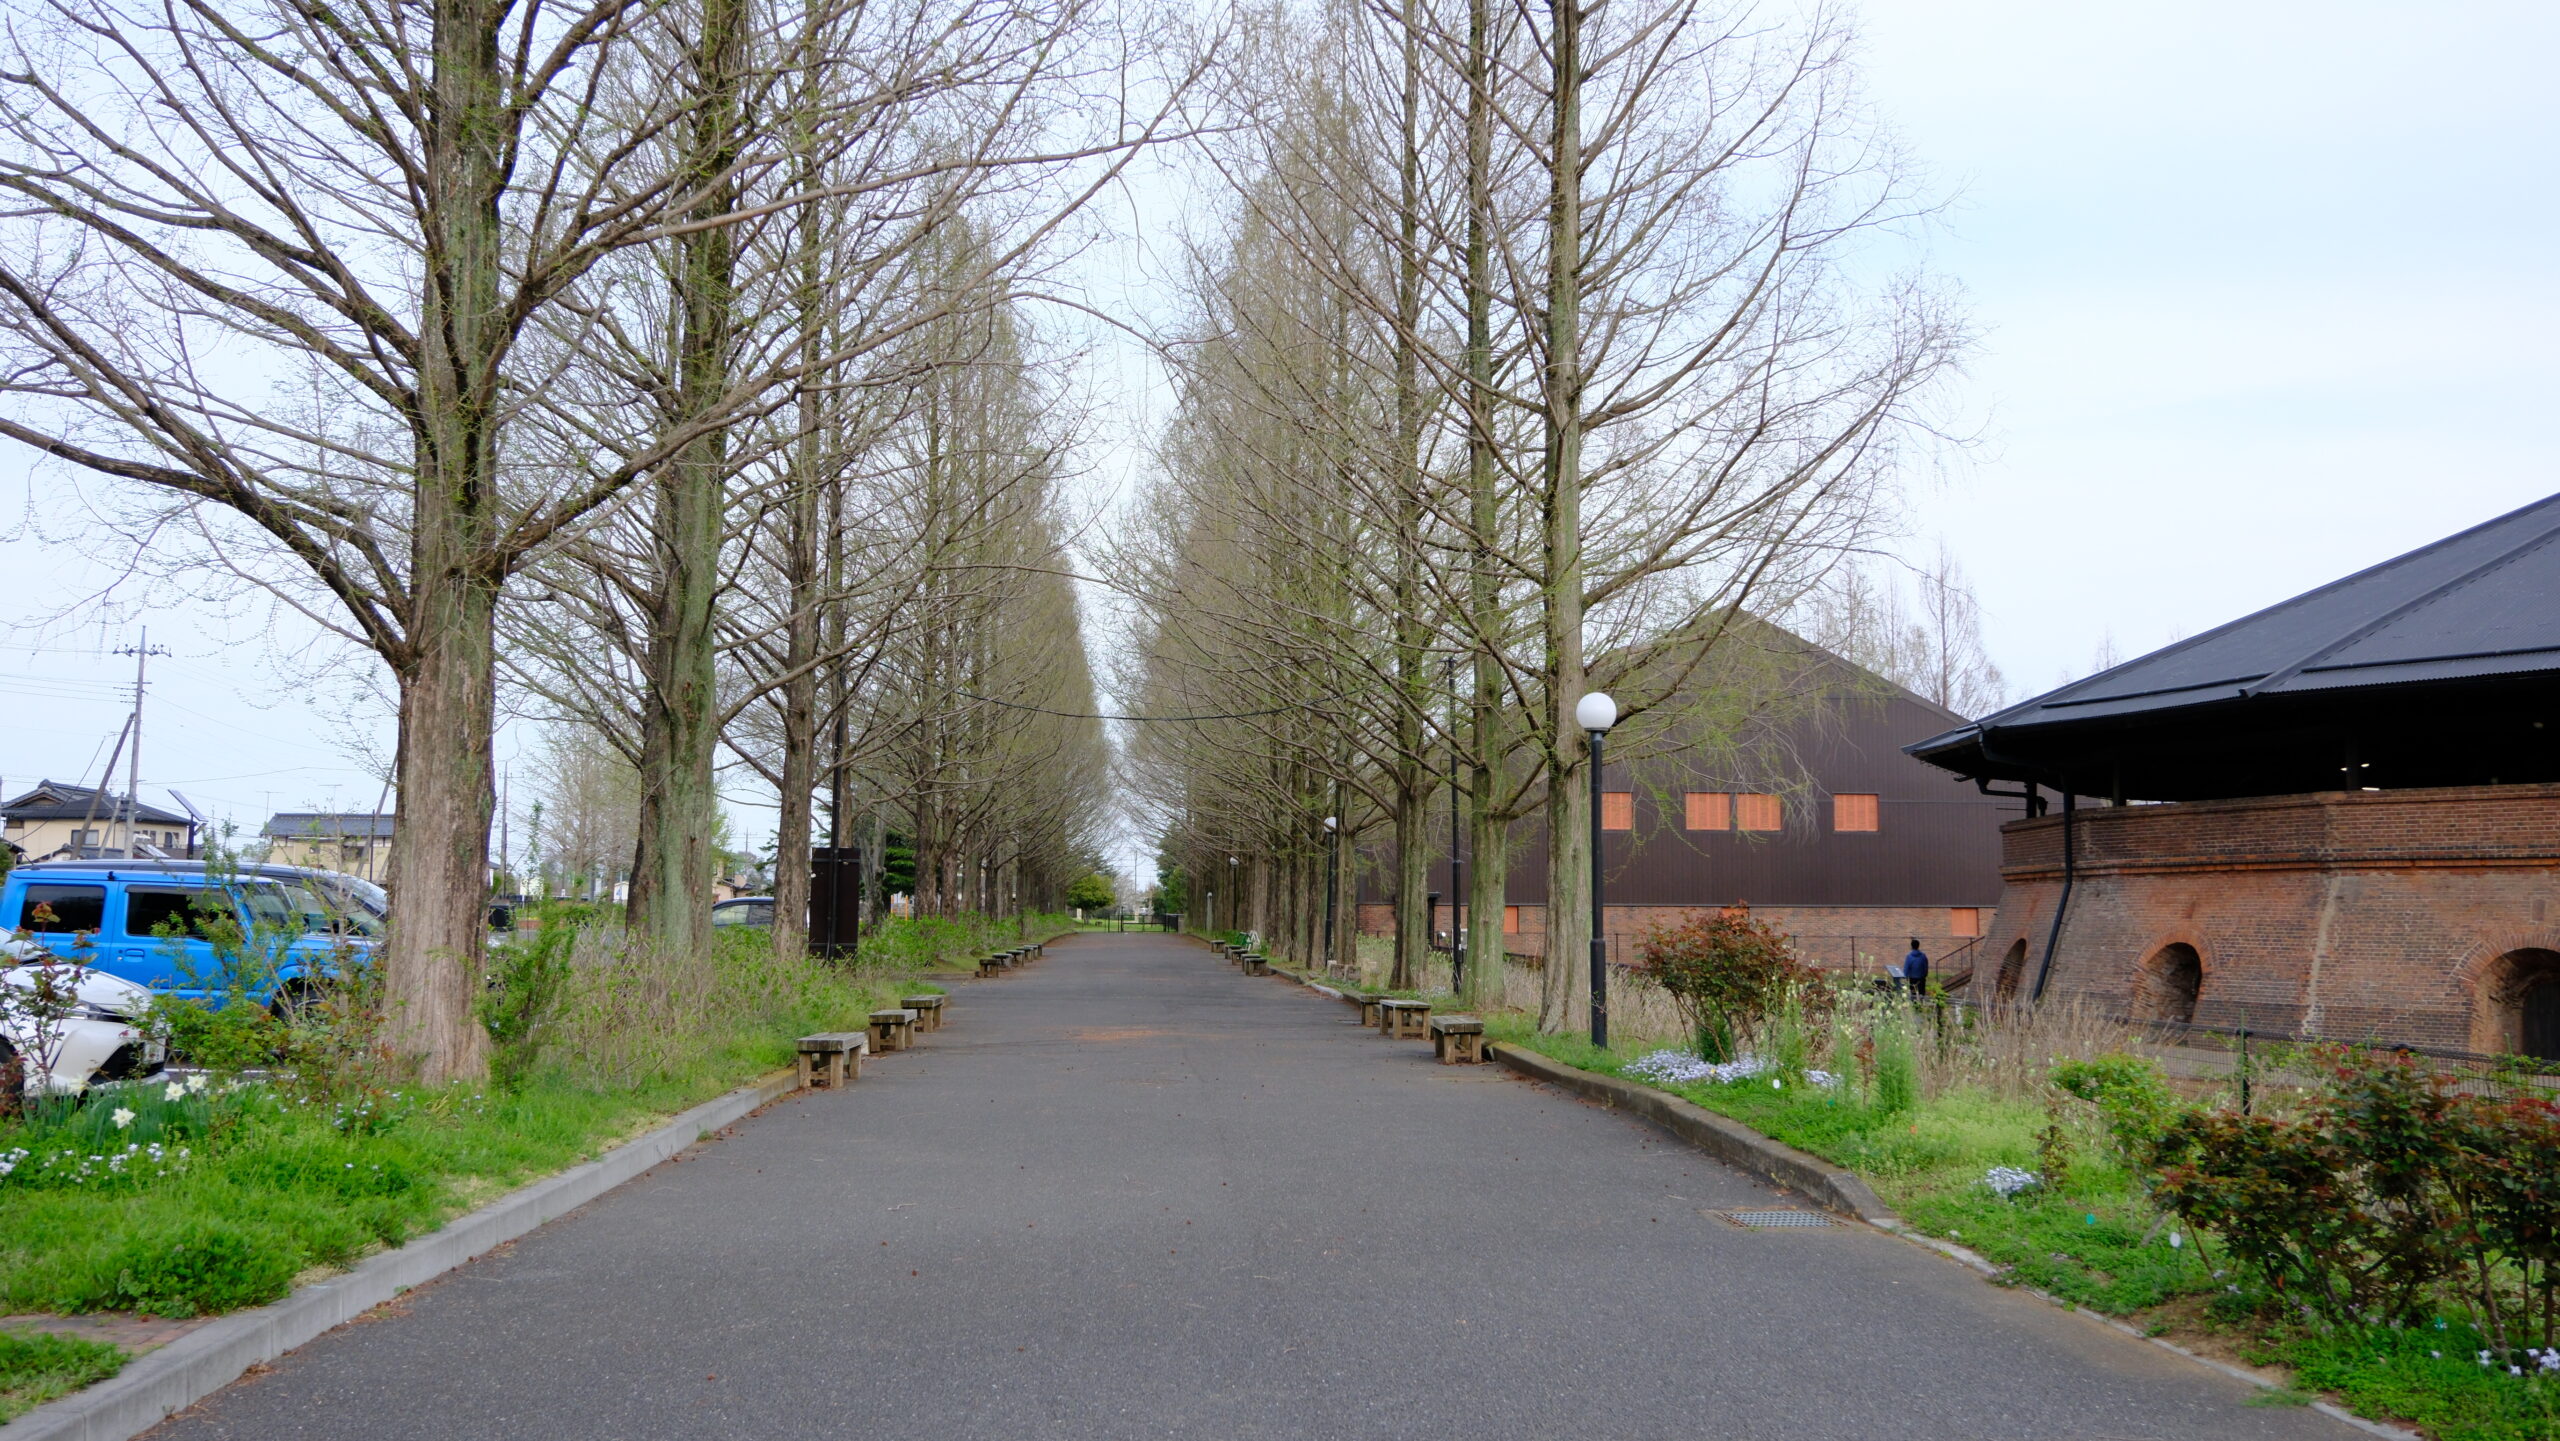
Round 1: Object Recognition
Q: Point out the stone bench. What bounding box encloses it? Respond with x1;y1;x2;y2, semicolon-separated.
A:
901;994;946;1032
796;1031;868;1088
1379;998;1431;1040
869;1007;919;1051
1428;1015;1486;1064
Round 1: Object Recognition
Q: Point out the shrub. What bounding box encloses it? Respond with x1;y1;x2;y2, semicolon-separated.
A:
1641;908;1805;1063
2052;1053;2183;1167
2149;1048;2558;1345
95;1220;296;1316
480;924;573;1092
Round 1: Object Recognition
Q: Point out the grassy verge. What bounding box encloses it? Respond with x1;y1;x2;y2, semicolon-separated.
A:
0;929;930;1322
1486;1016;2555;1441
0;1330;125;1422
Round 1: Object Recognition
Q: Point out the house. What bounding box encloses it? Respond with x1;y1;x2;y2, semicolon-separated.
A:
1909;491;2560;1062
1359;634;2014;981
260;812;395;882
2;781;196;862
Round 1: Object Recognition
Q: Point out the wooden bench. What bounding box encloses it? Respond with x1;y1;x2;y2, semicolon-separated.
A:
1243;953;1270;976
901;994;946;1032
868;1008;919;1051
1347;992;1385;1028
1428;1015;1486;1064
796;1031;868;1088
1379;998;1431;1040
978;953;1005;978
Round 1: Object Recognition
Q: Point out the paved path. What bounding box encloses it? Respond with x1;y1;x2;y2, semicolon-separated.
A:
150;933;2359;1440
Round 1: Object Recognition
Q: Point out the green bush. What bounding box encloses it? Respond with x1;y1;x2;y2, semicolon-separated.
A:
2150;1049;2560;1347
2052;1053;2182;1167
97;1219;297;1316
1871;1011;1919;1115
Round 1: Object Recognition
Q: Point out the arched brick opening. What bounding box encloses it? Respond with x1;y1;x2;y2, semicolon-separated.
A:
2131;942;2202;1024
2477;948;2560;1062
1993;940;2028;1003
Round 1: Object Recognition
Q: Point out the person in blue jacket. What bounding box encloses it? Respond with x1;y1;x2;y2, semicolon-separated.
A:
1902;938;1930;999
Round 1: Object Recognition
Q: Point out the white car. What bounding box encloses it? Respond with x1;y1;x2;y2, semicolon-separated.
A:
0;939;164;1094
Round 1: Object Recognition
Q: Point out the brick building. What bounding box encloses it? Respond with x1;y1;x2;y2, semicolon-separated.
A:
1910;493;2560;1062
1357;633;2013;979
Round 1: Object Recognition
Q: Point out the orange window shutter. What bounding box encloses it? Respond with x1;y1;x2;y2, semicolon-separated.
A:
1502;905;1520;934
1684;792;1731;830
1833;793;1880;832
1601;792;1634;831
1949;907;1982;938
1737;793;1783;831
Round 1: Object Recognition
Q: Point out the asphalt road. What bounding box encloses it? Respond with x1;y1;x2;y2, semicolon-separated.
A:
148;932;2361;1440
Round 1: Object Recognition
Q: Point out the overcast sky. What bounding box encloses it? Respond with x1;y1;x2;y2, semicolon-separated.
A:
3;0;2552;858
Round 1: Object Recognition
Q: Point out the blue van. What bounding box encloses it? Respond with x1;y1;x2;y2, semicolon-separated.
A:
1;861;365;1005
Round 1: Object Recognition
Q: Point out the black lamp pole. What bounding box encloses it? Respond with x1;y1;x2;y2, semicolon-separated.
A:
1322;817;1339;972
1448;657;1464;992
1578;689;1617;1048
1588;722;1608;1048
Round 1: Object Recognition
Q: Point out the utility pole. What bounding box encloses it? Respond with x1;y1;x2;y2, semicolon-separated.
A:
111;630;170;856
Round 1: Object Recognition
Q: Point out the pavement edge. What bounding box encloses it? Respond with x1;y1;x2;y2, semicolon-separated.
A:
8;1067;802;1441
1485;1041;1897;1225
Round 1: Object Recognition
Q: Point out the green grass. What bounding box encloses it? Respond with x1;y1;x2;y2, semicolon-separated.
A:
0;1329;125;1421
0;941;932;1321
2286;1323;2560;1441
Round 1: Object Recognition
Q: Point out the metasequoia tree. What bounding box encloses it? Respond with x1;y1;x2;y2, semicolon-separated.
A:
1129;0;1962;1032
0;0;805;1079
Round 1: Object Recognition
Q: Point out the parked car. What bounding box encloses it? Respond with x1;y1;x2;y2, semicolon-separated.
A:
710;897;776;929
0;861;367;1007
0;938;164;1093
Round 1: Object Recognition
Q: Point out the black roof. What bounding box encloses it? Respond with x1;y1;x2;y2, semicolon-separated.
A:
2;781;189;826
1908;492;2560;801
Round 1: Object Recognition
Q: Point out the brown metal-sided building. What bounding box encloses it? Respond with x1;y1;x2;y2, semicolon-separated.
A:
1357;637;2015;980
1909;492;2560;1063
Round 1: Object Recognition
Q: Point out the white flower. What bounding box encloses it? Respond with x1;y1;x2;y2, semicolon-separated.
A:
1983;1166;2042;1197
185;1073;208;1093
164;1082;186;1102
1771;1078;1783;1090
2168;1233;2182;1249
110;1108;134;1130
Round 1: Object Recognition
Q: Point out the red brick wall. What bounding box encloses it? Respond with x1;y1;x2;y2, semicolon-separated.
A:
1358;901;1997;979
1982;783;2560;1052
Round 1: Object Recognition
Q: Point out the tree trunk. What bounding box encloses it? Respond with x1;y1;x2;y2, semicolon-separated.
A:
378;0;516;1084
625;0;744;959
1460;0;1507;1013
1537;0;1588;1034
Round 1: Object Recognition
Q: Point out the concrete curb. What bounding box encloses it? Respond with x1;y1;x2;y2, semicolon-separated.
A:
1483;1043;2419;1439
1487;1042;1898;1225
8;1067;803;1441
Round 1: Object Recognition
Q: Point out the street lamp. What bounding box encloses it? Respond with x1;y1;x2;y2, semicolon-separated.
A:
1228;855;1239;938
1577;689;1619;1048
1322;816;1339;972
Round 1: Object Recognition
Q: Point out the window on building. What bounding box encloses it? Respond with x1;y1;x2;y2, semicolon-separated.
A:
1949;907;1983;938
1832;793;1880;832
1502;906;1520;934
1683;792;1731;831
16;884;105;934
1601;792;1634;831
1735;793;1783;832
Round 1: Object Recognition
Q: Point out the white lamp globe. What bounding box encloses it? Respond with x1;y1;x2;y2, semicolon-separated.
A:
1575;690;1619;733
1323;816;1338;831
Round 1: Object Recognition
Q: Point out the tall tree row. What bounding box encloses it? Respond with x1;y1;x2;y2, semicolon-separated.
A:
1127;0;1962;1029
0;0;1187;1078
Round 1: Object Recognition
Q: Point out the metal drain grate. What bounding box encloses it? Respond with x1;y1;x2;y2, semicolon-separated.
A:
1720;1208;1833;1228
